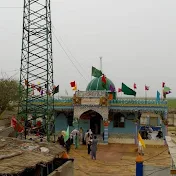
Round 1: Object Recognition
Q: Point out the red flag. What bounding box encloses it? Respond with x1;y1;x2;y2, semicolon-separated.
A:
31;84;35;88
118;88;122;92
162;82;165;88
36;86;41;92
102;74;106;84
11;116;17;128
25;79;29;86
15;123;24;133
145;85;149;90
134;83;137;89
36;121;42;127
11;116;24;133
70;81;76;88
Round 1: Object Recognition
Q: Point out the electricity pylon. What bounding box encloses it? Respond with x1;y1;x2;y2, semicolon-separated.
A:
18;0;54;141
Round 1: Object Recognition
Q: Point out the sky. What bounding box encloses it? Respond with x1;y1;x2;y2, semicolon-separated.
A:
0;0;176;97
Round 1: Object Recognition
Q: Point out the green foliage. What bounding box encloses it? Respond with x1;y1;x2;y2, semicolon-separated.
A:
0;78;19;113
167;99;176;108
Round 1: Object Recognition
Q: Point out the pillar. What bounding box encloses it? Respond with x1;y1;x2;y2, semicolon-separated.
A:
162;110;168;145
164;110;168;136
135;122;139;145
104;124;108;144
136;155;143;176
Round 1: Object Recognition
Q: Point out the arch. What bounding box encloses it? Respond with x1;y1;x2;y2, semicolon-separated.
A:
73;106;108;120
79;110;103;135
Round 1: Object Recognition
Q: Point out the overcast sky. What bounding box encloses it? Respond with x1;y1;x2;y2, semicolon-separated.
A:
0;0;176;97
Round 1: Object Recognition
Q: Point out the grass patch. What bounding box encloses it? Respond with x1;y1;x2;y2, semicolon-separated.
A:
167;99;176;108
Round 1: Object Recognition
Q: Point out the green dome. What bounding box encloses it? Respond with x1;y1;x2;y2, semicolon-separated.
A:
86;76;116;91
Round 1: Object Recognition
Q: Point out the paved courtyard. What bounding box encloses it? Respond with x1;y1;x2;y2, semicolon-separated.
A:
69;144;171;176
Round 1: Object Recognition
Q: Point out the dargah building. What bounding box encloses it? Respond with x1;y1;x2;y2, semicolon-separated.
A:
54;75;168;144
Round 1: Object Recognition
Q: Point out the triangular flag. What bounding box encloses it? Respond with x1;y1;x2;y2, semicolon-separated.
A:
110;84;115;92
118;88;122;92
162;82;165;88
156;91;160;101
138;133;146;148
163;86;171;93
53;85;59;94
64;126;69;142
70;81;76;88
121;83;136;96
92;66;102;78
134;83;137;89
102;74;106;84
72;84;77;91
145;85;149;90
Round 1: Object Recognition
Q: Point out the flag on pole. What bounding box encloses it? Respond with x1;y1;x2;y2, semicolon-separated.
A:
110;84;115;92
145;85;149;90
133;83;137;89
156;91;160;101
118;88;122;92
102;74;106;89
166;91;171;95
11;116;17;128
64;126;69;142
92;66;102;78
70;81;76;88
163;86;171;93
138;133;146;148
121;83;136;96
72;84;77;91
53;85;59;94
162;82;165;88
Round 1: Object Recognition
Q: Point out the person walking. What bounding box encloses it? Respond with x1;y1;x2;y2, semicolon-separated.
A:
75;133;79;149
87;134;92;154
79;127;83;144
91;135;98;160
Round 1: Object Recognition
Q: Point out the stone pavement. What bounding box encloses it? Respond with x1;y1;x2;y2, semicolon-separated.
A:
69;144;171;176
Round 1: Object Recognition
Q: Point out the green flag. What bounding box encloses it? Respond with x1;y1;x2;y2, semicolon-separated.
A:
64;126;69;142
92;66;102;78
121;83;136;96
163;86;171;93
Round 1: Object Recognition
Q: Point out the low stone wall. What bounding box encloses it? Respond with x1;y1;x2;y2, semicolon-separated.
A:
109;133;135;138
0;127;14;137
48;160;74;176
108;137;164;145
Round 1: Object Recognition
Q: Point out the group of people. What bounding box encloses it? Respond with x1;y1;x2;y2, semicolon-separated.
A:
57;134;72;153
84;129;98;160
57;128;98;160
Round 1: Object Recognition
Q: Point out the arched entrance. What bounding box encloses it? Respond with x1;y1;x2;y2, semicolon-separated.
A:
80;110;103;135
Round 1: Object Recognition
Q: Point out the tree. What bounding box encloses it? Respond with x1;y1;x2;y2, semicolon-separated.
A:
0;78;19;114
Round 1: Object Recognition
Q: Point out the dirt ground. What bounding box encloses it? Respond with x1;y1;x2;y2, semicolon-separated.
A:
69;144;171;176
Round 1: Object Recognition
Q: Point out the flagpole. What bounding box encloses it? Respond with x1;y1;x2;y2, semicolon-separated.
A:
145;85;147;103
100;56;102;72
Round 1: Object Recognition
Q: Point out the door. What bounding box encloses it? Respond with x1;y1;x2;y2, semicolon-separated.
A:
90;116;101;134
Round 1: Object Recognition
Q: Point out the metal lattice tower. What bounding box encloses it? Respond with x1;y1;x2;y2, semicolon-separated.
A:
18;0;54;141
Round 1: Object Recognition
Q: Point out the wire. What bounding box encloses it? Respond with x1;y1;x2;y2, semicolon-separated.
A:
0;7;22;9
52;31;88;82
52;26;90;78
145;167;169;176
143;148;168;162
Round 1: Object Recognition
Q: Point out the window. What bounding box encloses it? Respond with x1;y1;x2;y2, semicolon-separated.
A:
113;113;125;128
